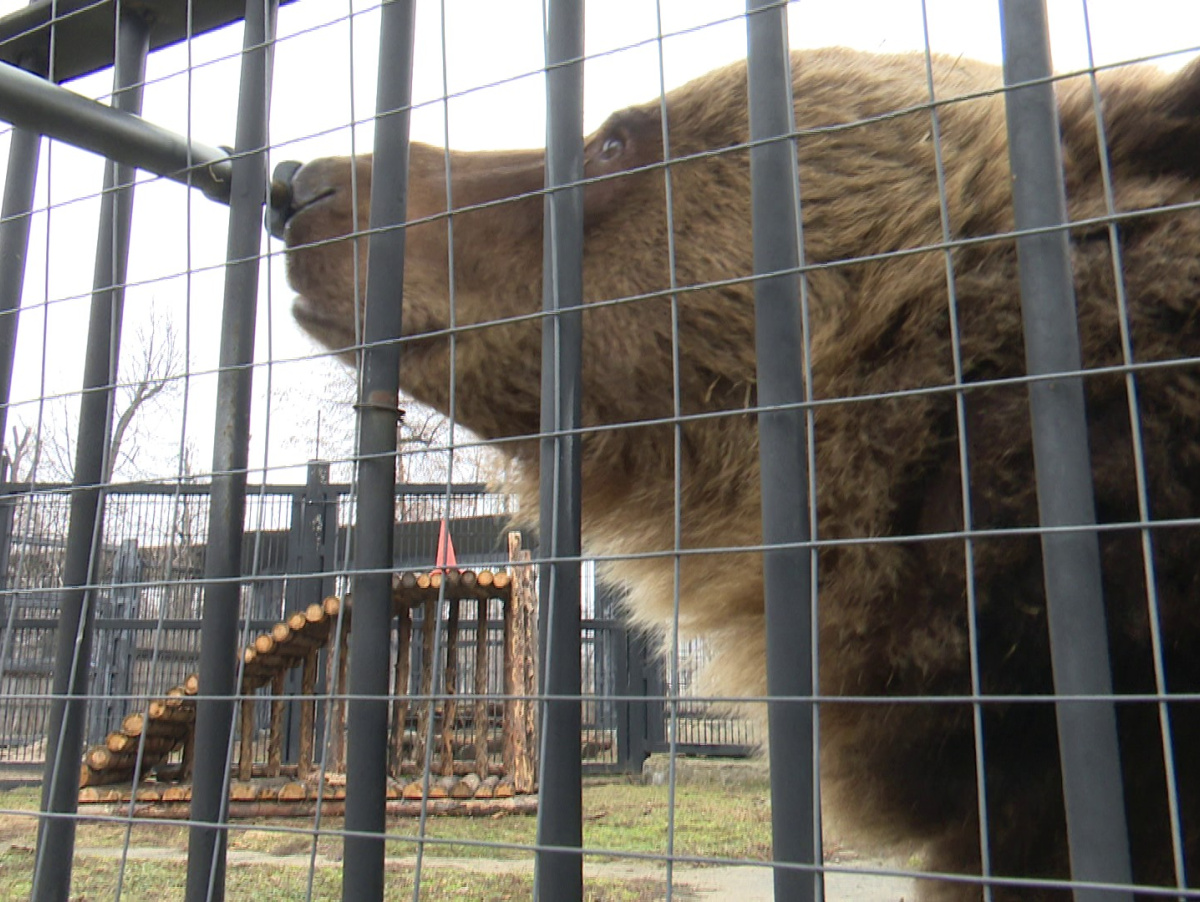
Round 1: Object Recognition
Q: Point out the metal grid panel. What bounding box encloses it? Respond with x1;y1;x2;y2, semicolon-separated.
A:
0;1;1196;901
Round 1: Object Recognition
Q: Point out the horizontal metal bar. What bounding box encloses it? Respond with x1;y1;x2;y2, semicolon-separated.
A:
0;0;300;84
0;60;231;203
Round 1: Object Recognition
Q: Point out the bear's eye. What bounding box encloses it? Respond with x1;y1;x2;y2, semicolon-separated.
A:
597;134;625;162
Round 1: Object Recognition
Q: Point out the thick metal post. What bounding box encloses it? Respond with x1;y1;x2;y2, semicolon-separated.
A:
534;0;585;898
999;2;1133;899
0;60;232;203
0;106;40;450
745;2;821;900
184;2;276;900
31;11;150;901
340;0;416;899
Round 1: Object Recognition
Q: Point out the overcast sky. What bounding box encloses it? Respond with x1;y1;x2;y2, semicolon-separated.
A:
0;0;1197;487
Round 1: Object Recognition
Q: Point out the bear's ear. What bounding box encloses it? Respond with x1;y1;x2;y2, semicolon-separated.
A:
1091;58;1200;178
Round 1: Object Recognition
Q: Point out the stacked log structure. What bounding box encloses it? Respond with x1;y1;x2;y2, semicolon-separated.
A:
78;531;539;812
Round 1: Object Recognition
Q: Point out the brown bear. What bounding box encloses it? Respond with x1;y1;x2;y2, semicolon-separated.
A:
270;48;1200;901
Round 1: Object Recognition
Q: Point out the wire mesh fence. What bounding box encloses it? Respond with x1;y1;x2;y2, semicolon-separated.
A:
0;0;1198;901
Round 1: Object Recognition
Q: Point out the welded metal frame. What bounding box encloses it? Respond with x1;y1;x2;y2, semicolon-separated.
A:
0;61;232;202
184;2;277;900
340;0;416;899
30;8;149;900
744;1;821;899
534;0;587;897
999;1;1134;898
0;0;1190;900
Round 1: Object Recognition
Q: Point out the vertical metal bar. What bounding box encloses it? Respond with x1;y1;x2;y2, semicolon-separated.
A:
184;2;277;899
0;106;40;450
998;2;1133;899
744;2;820;900
534;0;585;898
340;0;415;899
31;10;150;901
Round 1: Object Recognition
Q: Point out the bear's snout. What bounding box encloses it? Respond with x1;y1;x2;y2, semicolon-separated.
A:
266;159;303;240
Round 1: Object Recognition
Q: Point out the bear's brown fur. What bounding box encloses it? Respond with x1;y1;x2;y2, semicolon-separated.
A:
275;48;1200;900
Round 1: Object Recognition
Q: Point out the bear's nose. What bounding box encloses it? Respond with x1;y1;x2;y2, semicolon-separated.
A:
265;159;303;240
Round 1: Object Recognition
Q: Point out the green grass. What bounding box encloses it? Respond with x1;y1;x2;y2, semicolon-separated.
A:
0;846;668;901
0;777;774;865
0;776;776;899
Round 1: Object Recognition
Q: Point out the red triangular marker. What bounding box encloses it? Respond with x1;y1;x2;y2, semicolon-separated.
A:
435;519;458;573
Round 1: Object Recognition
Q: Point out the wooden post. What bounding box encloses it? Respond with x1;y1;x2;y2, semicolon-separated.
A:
389;608;413;777
267;669;286;777
440;599;461;777
416;599;438;770
297;649;319;779
503;534;523;786
179;724;195;782
325;604;351;773
474;597;490;780
507;531;538;793
238;689;255;782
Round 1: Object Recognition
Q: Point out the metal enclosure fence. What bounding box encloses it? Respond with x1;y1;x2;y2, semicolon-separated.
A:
0;1;1195;902
0;474;727;773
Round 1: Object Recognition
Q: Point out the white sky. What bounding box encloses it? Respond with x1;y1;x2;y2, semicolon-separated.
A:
0;0;1197;486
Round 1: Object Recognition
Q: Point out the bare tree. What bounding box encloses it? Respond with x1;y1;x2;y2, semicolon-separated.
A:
283;355;504;487
18;313;185;485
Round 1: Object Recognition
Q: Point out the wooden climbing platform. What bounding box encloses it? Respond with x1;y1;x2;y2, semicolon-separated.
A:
77;532;539;817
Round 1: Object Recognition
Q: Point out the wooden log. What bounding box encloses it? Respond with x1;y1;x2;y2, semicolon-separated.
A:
416;573;432;590
476;570;494;590
428;775;454;799
451;772;481;799
492;571;511;592
278;781;308;801
440;599;461;777
331;614;350;772
121;796;541;820
230;782;258;802
243;648;288;671
476;774;500;799
279;630;323;653
474;597;491;781
402;780;425;801
459;570;477;590
393;760;504;777
179;724;196;781
388;608;413;778
509;532;538;794
254;633;276;655
184;674;200;695
85;747;136;771
238;692;256;782
495;777;516;799
297;649;319;780
162;784;191;802
147;699;195;723
322;595;345;619
267;669;286;777
105;731;179;756
415;601;437;769
120;711;186;738
80;763;133;788
134;784;162;802
502;548;521;789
